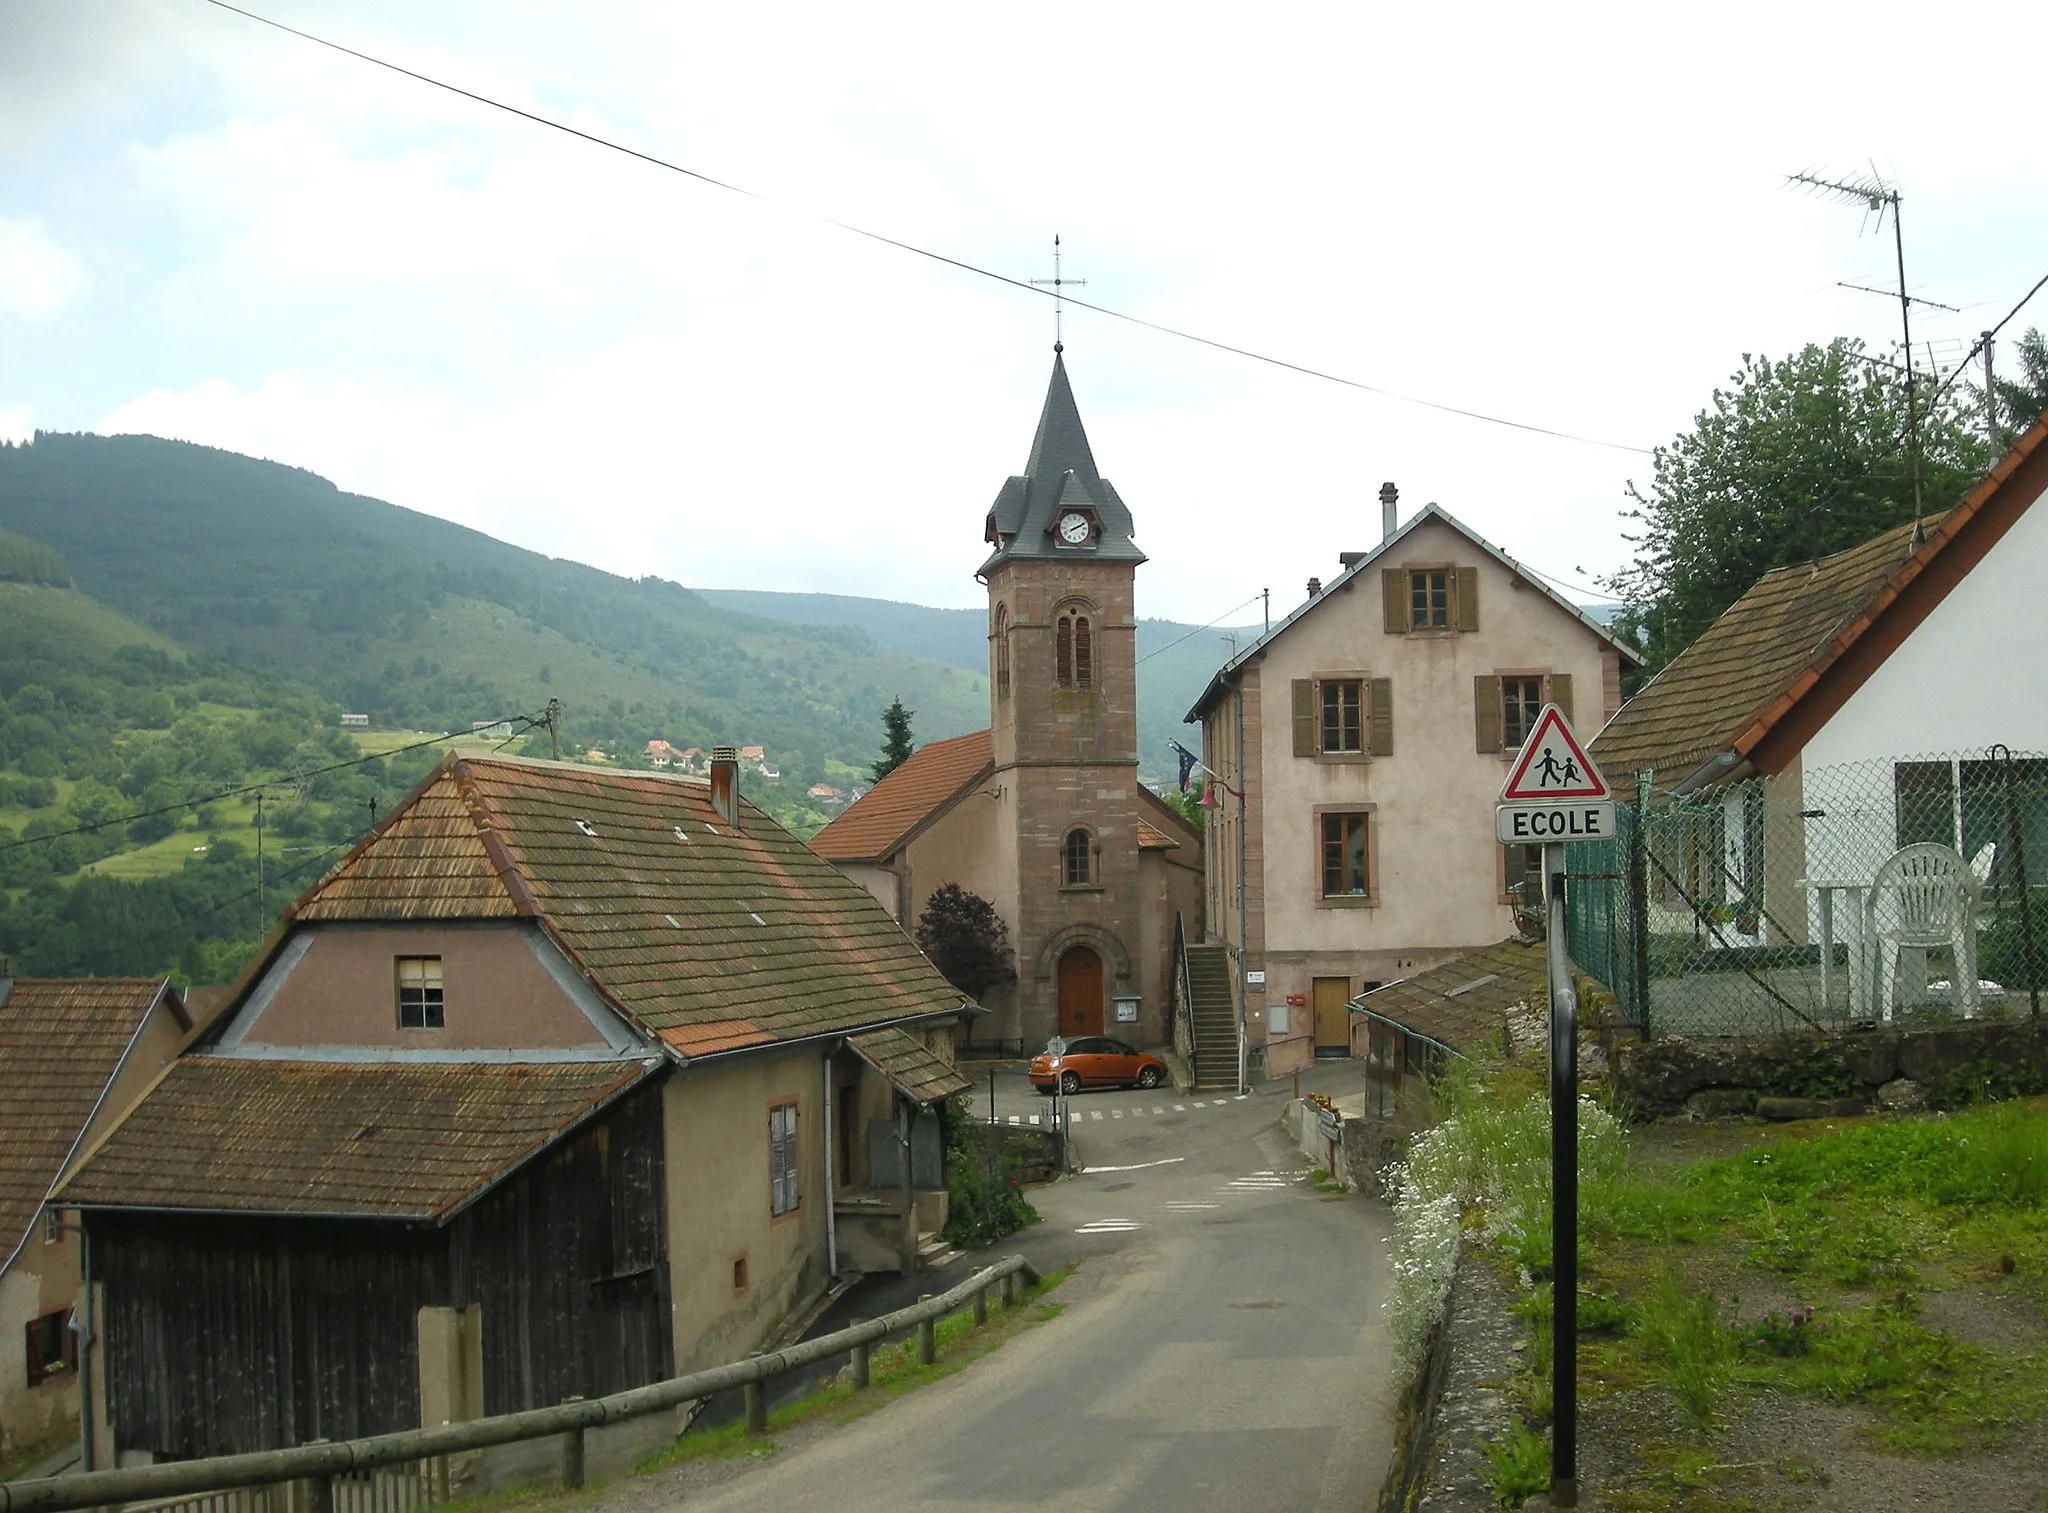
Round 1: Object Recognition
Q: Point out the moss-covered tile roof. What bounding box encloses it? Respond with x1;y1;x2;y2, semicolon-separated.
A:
848;1026;970;1104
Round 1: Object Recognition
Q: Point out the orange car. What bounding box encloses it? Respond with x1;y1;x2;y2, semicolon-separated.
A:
1028;1036;1167;1095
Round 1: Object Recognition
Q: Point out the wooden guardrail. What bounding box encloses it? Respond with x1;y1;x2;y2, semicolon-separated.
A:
0;1257;1042;1513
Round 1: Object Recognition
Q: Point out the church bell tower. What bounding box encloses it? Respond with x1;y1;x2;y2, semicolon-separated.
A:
979;351;1147;1044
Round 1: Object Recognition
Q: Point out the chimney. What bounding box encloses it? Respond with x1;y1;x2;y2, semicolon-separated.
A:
1306;576;1323;599
709;746;741;830
1380;481;1399;543
1337;551;1366;570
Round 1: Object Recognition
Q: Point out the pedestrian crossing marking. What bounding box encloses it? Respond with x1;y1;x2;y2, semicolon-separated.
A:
1075;1219;1142;1234
1089;1110;1103;1121
1111;1110;1124;1119
1152;1106;1166;1114
1172;1104;1186;1112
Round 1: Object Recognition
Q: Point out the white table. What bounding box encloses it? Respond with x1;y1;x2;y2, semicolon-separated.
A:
1802;878;1876;1022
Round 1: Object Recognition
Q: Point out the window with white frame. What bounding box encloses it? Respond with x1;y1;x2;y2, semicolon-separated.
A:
396;956;444;1030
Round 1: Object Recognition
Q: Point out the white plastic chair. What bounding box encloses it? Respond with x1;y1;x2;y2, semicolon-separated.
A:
1865;843;1981;1020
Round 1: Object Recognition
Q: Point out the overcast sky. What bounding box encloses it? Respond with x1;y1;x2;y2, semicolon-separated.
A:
3;1;2043;626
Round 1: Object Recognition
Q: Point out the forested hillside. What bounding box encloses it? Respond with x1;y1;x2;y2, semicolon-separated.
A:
0;434;988;797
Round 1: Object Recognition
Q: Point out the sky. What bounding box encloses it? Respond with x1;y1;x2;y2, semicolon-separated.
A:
3;1;2044;627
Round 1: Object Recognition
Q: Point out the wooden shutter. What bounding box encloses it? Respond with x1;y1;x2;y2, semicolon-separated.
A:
1368;677;1394;757
1292;679;1317;757
1382;569;1406;633
1455;566;1480;631
1473;675;1502;754
1547;672;1574;722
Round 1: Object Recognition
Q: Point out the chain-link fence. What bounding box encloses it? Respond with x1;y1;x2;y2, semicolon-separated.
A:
1564;747;2048;1038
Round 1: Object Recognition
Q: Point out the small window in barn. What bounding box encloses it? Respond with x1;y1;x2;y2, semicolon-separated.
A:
768;1101;800;1216
732;1254;749;1291
42;1207;63;1245
24;1308;74;1387
396;956;445;1030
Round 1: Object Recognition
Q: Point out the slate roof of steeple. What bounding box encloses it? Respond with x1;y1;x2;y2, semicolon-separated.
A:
981;352;1146;570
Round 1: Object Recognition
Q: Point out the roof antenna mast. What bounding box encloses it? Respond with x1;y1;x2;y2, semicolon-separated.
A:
1030;235;1086;353
1788;167;1929;541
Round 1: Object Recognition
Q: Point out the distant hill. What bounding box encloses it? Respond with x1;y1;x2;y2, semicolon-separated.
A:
697;587;1260;782
0;434;989;803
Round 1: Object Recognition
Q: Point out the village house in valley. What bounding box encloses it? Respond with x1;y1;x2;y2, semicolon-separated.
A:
0;977;191;1464
55;752;972;1463
1186;487;1638;1079
811;353;1203;1052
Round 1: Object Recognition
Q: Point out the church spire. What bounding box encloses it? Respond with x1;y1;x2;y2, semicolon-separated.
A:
980;352;1145;571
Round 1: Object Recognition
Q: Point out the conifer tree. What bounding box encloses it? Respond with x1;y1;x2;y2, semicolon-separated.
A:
872;697;915;782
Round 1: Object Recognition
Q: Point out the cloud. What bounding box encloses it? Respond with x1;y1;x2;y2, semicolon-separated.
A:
0;217;86;319
0;407;33;445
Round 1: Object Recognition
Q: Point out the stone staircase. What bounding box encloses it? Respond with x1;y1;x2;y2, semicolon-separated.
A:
1183;943;1240;1091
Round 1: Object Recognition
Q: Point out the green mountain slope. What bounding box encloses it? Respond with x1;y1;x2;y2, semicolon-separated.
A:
0;435;988;795
696;586;1261;780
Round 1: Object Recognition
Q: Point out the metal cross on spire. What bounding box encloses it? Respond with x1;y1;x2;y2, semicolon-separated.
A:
1030;234;1087;352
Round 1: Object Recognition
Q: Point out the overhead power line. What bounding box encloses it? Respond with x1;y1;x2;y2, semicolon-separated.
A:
196;0;1652;457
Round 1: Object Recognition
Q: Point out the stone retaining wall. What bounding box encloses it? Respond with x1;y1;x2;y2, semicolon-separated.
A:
1617;1018;2048;1120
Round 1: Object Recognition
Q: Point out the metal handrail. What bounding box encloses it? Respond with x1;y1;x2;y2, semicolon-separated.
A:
0;1257;1041;1513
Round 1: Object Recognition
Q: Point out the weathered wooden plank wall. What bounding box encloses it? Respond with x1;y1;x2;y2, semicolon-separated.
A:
96;1214;444;1459
93;1081;672;1458
451;1082;672;1413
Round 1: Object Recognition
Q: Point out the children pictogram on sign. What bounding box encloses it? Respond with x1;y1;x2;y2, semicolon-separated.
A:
1498;705;1610;803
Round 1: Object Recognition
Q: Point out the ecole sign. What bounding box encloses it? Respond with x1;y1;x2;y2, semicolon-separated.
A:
1494;704;1615;844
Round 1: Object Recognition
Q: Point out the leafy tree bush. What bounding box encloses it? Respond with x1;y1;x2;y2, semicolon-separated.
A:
914;884;1017;1003
1610;339;1991;673
939;1099;1037;1244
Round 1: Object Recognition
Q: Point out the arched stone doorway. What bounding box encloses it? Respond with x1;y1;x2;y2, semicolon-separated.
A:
1056;945;1104;1038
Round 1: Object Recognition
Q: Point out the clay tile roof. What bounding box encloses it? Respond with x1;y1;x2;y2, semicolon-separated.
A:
809;730;993;863
0;977;178;1269
285;755;968;1056
1135;818;1179;851
59;1058;652;1221
1591;516;1933;784
1352;939;1549;1058
848;1027;971;1105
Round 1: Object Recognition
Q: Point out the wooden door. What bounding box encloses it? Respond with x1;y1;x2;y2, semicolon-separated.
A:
1312;976;1350;1054
1057;947;1105;1037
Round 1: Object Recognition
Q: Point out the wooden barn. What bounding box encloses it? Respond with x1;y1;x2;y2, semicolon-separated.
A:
59;752;971;1462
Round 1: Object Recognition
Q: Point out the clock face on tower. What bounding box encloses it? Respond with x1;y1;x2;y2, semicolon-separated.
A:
1057;511;1092;546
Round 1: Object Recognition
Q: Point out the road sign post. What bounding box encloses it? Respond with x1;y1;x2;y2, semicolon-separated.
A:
1494;704;1605;1509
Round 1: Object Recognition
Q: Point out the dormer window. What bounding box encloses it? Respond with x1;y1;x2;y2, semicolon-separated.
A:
397;956;444;1030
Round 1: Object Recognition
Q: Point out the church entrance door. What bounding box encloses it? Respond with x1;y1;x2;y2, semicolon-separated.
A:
1057;946;1104;1038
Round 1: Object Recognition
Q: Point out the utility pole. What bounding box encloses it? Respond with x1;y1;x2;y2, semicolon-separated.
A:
253;790;265;926
1983;331;1999;452
545;698;562;761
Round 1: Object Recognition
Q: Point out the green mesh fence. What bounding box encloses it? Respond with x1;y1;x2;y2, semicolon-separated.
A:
1565;749;2048;1038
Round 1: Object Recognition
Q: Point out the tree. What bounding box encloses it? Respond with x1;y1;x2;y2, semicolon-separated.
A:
1984;327;2048;448
1609;338;1991;673
914;883;1017;1003
1156;780;1207;832
872;696;915;783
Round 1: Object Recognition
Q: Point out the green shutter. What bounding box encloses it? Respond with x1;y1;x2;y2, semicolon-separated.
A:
1383;569;1406;633
1548;672;1573;722
1292;679;1317;757
1368;678;1394;757
1455;566;1480;631
1474;675;1502;754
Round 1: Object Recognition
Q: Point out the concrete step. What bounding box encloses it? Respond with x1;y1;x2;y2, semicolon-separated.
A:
915;1235;958;1270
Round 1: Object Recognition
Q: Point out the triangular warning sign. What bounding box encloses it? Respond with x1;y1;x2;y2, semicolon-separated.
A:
1499;704;1610;803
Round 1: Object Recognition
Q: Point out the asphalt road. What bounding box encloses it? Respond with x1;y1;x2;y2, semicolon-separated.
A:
666;1065;1398;1513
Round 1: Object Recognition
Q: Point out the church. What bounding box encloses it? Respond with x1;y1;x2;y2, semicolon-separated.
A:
811;350;1204;1052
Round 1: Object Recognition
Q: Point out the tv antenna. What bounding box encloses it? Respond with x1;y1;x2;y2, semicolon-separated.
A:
1030;235;1087;352
1789;168;1932;536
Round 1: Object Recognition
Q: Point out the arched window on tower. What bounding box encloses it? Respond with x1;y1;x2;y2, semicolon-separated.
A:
992;603;1010;699
1064;827;1094;886
1055;606;1094;689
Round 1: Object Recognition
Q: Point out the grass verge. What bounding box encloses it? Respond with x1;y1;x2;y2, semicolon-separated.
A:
634;1262;1076;1475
